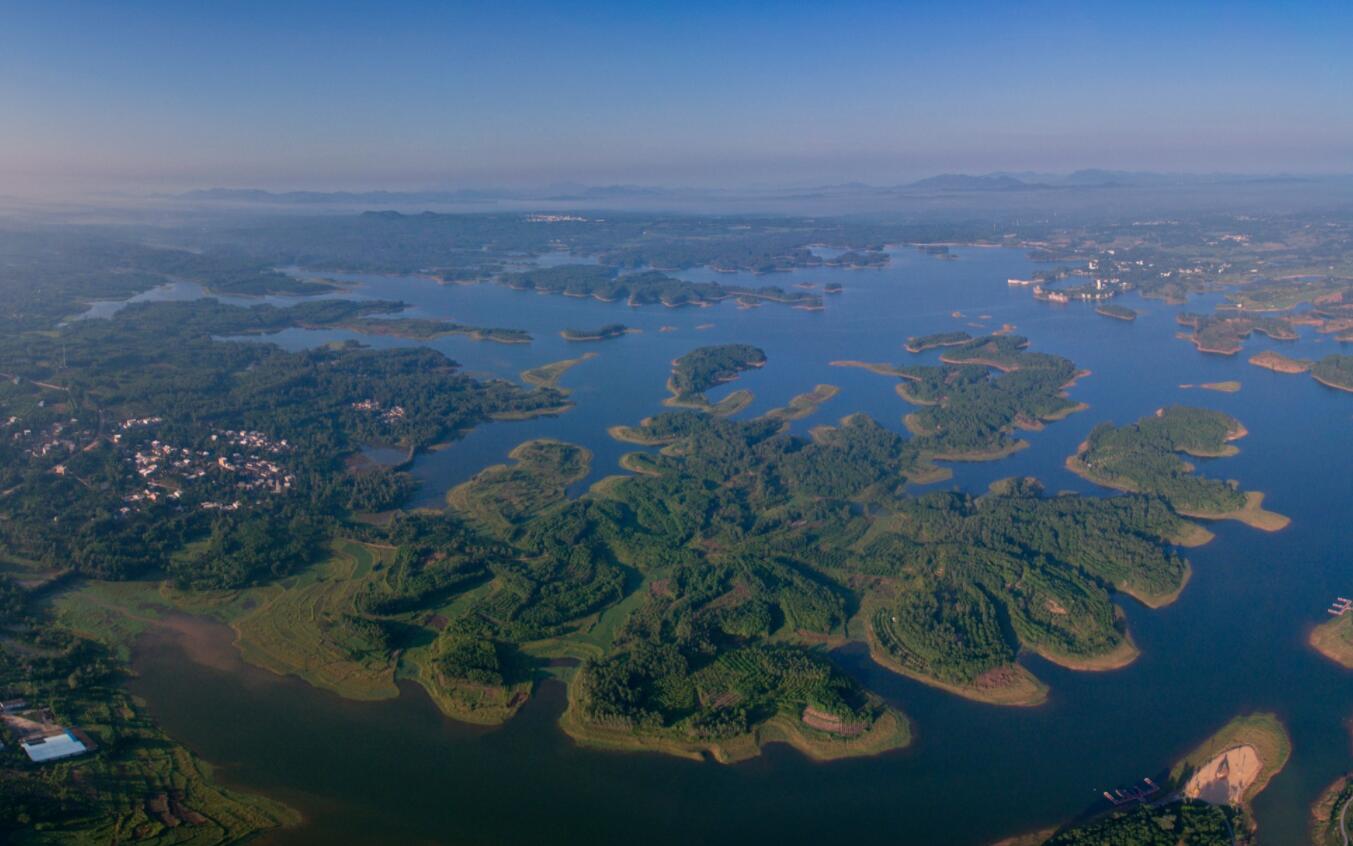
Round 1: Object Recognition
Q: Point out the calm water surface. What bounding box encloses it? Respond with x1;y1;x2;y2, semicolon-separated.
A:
122;247;1353;844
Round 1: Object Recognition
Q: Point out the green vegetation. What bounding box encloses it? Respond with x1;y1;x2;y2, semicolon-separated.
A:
760;384;840;424
1096;303;1138;321
1069;406;1289;530
904;331;970;353
520;352;597;391
664;344;766;415
447;395;1195;721
561;323;629;341
0;573;298;843
501;264;821;309
0;297;566;588
446;440;592;532
1177;311;1298;355
859;334;1089;460
1311;774;1353;846
1249;350;1311;373
1036;801;1238;846
1309;612;1353;669
1313;354;1353;392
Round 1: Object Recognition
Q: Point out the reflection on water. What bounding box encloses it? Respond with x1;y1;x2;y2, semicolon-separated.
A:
116;247;1353;844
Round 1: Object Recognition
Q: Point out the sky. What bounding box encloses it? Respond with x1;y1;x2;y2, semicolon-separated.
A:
2;0;1352;193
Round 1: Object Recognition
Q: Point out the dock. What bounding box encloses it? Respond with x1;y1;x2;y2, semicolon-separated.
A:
1102;777;1160;806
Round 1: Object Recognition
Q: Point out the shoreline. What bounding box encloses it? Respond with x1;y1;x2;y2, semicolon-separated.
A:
557;678;911;764
1065;447;1288;533
862;612;1049;707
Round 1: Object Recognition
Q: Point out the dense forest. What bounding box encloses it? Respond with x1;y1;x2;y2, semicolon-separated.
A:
1039;801;1238;845
1072;406;1250;516
1313;353;1353;391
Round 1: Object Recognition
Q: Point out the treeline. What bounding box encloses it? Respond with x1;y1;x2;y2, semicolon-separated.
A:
1040;800;1237;845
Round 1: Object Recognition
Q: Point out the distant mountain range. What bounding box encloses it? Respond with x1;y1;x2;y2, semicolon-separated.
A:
901;170;1325;192
174;172;1338;207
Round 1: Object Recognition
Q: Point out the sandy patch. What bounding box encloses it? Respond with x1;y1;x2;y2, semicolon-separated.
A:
1184;744;1262;805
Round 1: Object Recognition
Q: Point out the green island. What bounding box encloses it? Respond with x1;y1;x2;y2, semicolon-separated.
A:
1180;381;1242;393
1004;713;1290;845
1067;406;1290;532
843;334;1090;462
560;323;630;342
520;352;598;391
499;264;822;309
1249;350;1312;374
333;317;531;343
1247;352;1353;393
663;343;767;415
759;384;840;425
432;392;1204;731
1308;610;1353;669
1177;312;1299;355
79;297;534;344
1312;354;1353;392
904;331;971;353
1096;303;1138;321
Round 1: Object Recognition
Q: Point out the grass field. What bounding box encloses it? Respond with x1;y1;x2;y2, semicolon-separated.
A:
54;541;401;701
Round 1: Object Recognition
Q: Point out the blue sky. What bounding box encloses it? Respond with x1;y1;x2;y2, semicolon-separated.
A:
2;0;1351;191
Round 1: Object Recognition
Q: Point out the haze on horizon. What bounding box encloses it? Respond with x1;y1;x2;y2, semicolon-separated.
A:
3;0;1352;197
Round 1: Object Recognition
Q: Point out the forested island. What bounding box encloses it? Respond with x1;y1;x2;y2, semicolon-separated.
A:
663;343;767;415
561;323;630;341
1067;406;1288;531
1312;354;1353;392
840;333;1090;462
499;264;822;309
1095;303;1137;321
1249;350;1311;373
1177;312;1298;355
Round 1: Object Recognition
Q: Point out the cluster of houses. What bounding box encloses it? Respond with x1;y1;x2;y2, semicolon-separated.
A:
525;213;588;223
118;427;296;514
352;399;406;423
7;418;81;460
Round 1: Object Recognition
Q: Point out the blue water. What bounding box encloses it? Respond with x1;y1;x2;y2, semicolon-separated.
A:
122;246;1353;844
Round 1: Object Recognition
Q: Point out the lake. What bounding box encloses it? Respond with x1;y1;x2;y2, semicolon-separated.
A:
119;246;1353;844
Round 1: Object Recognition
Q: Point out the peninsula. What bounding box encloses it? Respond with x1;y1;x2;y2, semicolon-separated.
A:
663;343;767;415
